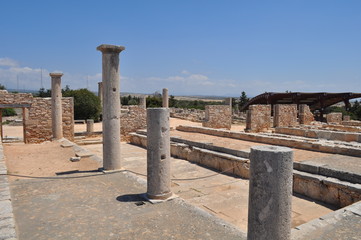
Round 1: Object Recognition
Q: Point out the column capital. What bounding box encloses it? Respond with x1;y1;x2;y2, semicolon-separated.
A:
96;44;125;53
49;72;63;78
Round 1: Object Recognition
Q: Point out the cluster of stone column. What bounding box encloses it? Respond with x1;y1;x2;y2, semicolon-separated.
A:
49;46;295;238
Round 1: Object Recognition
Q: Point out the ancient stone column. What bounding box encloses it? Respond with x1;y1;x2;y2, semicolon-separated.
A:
50;72;63;140
162;88;169;108
86;119;94;134
146;108;172;200
248;145;293;240
97;44;125;170
98;82;103;106
139;96;146;109
225;97;232;107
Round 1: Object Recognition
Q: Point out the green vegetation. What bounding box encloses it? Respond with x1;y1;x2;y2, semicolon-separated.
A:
324;100;361;120
0;84;17;116
238;91;250;111
2;108;17;117
36;86;101;121
63;89;101;121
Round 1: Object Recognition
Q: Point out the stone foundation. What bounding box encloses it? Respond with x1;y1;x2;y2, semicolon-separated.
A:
327;112;342;124
169;108;205;122
202;105;231;129
273;104;298;127
245;104;271;132
120;106;147;136
299;104;314;125
25;97;74;143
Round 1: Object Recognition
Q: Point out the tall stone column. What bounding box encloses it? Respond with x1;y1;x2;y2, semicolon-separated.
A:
97;44;125;170
139;96;146;109
98;82;103;106
225;97;232;107
50;72;63;140
247;146;293;240
147;108;172;200
162;88;169;108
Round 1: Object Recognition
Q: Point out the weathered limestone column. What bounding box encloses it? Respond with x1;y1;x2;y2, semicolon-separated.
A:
139;96;146;109
97;44;125;170
162;88;169;108
98;82;103;106
225;97;232;107
50;72;63;140
86;119;94;134
146;108;172;200
248;146;293;240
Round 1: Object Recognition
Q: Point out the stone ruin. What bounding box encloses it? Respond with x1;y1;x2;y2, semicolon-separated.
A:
273;104;298;127
120;105;146;136
326;112;343;124
245;104;271;132
299;104;314;125
0;91;74;143
202;105;232;129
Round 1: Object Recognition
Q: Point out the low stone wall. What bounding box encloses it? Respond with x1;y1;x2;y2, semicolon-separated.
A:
245;104;271;132
25;97;74;143
293;170;361;208
120;106;146;136
322;124;361;133
202;105;232;129
169;108;205;122
342;120;361;127
299;104;314;125
275;127;361;143
176;125;361;157
273;104;298;127
327;112;342;124
129;132;361;208
0;92;33;105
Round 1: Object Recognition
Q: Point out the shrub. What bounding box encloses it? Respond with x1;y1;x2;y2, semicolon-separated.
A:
63;89;101;121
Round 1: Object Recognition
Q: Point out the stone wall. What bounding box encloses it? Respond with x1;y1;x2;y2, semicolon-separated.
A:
120;106;147;136
273;104;298;127
169;108;205;122
202;105;231;129
342;120;361;127
0;92;33;105
327;112;342;124
299;104;314;125
245;104;271;132
25;97;74;143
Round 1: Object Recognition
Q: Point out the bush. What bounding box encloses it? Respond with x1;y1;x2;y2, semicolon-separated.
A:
2;108;17;116
63;89;101;121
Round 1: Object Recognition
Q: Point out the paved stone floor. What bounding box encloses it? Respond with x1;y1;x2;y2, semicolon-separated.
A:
10;172;245;240
83;142;336;231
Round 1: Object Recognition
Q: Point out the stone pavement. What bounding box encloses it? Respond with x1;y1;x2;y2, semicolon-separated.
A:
10;171;246;240
0;144;17;240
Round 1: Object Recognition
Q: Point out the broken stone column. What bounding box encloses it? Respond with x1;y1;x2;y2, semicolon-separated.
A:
225;97;232;107
248;146;293;240
162;88;169;108
146;108;172;200
86;119;94;134
97;44;125;170
98;82;103;106
50;72;63;140
139;96;146;109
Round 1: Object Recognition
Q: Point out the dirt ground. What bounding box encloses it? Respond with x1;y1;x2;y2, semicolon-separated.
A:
4;141;100;180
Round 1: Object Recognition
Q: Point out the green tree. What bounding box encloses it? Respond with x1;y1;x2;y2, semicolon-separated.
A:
239;91;249;111
63;89;101;121
0;84;5;90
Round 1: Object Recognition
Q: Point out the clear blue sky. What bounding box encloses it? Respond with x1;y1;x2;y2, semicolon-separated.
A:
0;1;360;97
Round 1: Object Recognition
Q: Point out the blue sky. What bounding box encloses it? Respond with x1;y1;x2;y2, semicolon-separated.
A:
0;1;360;97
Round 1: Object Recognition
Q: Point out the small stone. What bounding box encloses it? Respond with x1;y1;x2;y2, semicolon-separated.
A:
70;157;81;162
